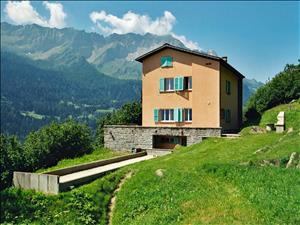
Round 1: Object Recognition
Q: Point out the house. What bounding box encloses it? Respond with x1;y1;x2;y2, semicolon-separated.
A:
104;43;244;150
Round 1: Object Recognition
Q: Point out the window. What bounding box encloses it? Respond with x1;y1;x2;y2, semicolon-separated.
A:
165;78;174;91
160;109;174;122
184;108;192;122
160;76;189;92
184;77;192;90
226;80;231;95
161;56;173;67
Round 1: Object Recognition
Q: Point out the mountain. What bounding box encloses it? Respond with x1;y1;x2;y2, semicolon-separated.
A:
1;22;262;138
243;78;264;104
1;22;184;80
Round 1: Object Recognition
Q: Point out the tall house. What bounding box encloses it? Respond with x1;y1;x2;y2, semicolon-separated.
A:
136;43;244;132
104;43;244;151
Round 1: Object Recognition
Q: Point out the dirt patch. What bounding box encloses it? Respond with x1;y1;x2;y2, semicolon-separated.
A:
108;171;133;225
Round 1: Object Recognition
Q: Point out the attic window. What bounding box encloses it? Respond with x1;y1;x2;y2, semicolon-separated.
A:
161;56;173;67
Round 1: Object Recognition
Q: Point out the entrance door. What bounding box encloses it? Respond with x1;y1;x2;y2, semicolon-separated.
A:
153;135;187;149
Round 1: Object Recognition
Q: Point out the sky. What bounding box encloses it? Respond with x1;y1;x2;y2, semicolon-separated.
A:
1;1;299;82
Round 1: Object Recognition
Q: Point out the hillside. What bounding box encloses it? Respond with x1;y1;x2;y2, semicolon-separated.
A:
112;102;300;225
1;102;299;224
1;51;141;138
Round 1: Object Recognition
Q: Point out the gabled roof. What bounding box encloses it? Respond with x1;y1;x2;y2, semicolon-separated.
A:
135;43;244;79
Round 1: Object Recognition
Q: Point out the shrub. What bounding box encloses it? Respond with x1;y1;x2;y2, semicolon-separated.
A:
95;101;142;146
0;134;24;189
23;119;93;170
245;62;300;119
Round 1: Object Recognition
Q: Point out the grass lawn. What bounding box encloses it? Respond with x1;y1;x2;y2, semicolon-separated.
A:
1;148;129;224
112;102;300;225
37;148;128;173
1;102;299;225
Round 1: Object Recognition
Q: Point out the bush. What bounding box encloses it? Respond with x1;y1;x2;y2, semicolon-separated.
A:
0;120;93;189
95;101;142;146
245;62;300;119
23;119;93;171
0;134;24;189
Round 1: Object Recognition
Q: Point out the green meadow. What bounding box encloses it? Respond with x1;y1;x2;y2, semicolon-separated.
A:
1;102;300;225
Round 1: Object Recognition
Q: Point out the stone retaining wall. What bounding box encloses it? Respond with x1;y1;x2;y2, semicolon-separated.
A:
104;125;221;151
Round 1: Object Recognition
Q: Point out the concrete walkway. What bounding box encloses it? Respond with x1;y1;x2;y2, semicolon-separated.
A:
59;155;154;184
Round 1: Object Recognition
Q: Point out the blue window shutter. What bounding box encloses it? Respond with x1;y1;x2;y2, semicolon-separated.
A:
179;108;183;122
154;109;159;122
161;57;167;67
159;78;165;92
179;77;184;90
174;108;179;122
174;77;179;90
161;56;172;67
167;56;172;67
174;108;183;122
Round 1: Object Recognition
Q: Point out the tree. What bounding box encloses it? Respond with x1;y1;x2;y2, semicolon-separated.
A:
0;134;24;189
23;119;93;171
245;62;300;120
95;101;142;146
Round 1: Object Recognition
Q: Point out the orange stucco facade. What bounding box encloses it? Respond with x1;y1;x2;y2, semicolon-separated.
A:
140;46;243;131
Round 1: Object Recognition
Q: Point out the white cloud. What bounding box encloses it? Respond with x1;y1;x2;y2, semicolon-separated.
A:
5;1;66;28
90;10;201;50
171;33;200;50
43;1;66;28
90;10;175;36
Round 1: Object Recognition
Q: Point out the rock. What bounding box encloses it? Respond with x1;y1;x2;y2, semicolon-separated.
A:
286;152;300;168
250;126;266;134
287;127;293;133
155;169;165;177
266;124;274;132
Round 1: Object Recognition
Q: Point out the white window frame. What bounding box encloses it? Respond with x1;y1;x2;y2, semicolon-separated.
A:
160;109;174;122
165;78;174;91
188;77;192;90
184;108;192;122
165;77;175;92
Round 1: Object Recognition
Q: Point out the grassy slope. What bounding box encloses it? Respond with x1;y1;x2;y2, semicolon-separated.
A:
1;148;128;225
1;103;299;225
112;102;300;225
37;148;127;173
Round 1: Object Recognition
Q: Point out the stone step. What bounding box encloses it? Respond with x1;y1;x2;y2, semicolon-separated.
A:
146;149;172;156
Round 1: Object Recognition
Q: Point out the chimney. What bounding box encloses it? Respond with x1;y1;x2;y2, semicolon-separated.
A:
222;56;228;62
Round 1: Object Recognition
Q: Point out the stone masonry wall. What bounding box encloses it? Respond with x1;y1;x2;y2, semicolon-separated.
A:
104;125;221;151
